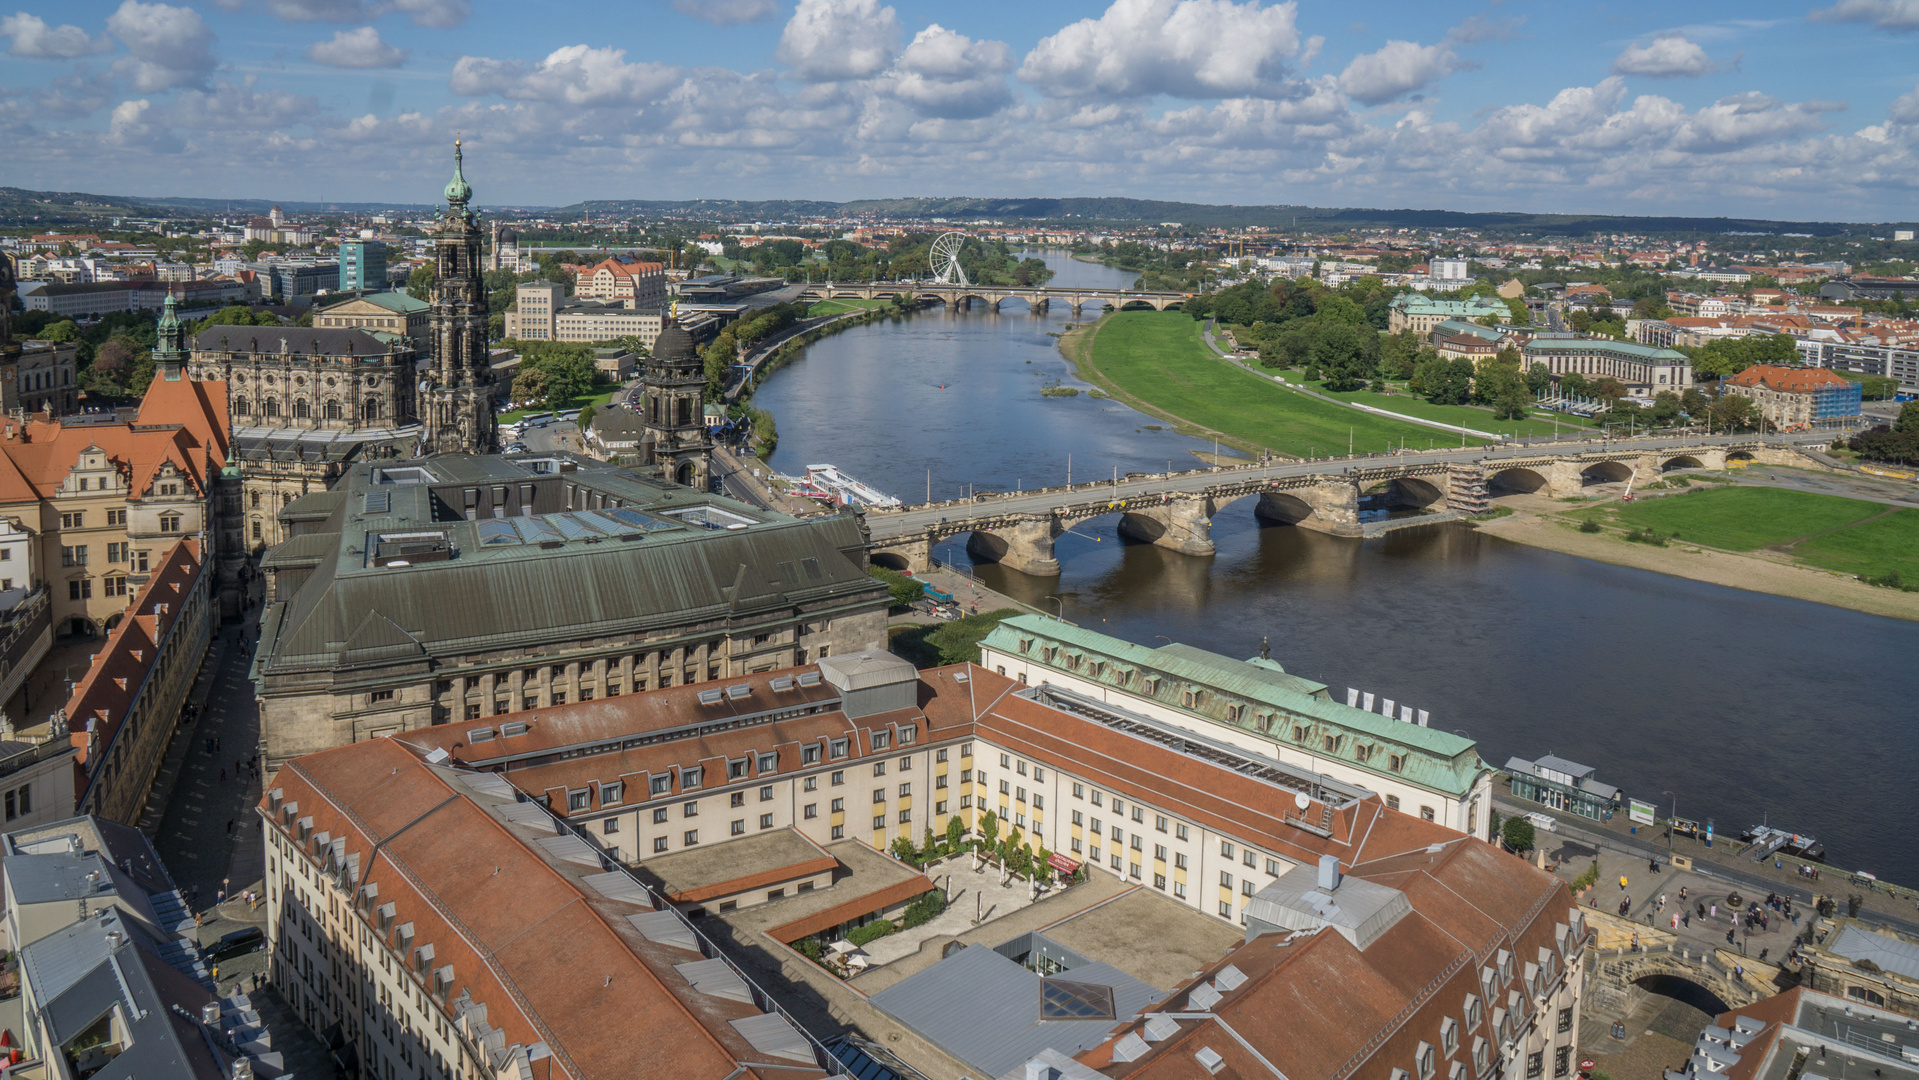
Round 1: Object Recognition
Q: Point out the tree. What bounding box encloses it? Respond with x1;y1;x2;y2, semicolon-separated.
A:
1525;362;1552;396
1502;816;1536;852
1709;393;1760;433
945;813;964;851
85;338;142;396
1680;387;1708;416
575;403;597;432
511;365;550;408
979;811;1000;849
36;320;82;343
1313;322;1374;391
406;264;435;302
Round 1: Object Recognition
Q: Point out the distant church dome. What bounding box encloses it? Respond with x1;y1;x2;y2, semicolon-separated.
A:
652;317;696;366
498;227;518;244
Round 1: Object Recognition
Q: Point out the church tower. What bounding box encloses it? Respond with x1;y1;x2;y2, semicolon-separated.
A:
153;290;187;381
420;140;496;455
641;312;712;489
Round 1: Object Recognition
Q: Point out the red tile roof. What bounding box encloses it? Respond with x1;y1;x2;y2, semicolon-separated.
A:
1725;364;1855;393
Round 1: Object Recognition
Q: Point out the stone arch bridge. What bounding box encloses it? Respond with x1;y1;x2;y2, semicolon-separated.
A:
863;437;1815;577
1591;948;1768;1016
797;281;1189;313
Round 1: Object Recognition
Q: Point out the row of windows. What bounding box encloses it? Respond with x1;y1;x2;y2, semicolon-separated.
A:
233;396;388;421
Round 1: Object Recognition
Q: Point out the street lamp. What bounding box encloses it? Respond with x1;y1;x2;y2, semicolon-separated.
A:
1045;595;1064;621
1662;790;1675;855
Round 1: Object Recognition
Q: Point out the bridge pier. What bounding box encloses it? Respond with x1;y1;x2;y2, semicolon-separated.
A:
869;533;935;574
1116;497;1216;558
1253;481;1363;537
967;515;1061;577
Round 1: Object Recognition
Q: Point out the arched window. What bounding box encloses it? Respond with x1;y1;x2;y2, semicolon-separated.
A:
293;398;310;419
264;399;280;418
250;492;261;509
324;400;341;421
363;398;383;421
233;396;249;416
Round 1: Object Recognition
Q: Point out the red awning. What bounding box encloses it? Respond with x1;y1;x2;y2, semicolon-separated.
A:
1047;853;1080;874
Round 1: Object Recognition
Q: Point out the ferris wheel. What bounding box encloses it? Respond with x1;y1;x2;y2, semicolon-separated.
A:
929;231;970;285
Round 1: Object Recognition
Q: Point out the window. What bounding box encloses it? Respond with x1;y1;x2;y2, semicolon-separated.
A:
1112;798;1124;815
1174;881;1186;899
1227;704;1242;723
731;820;745;836
103;576;128;597
1154;844;1167;861
370;689;395;704
760;785;774;802
872;731;891;751
830;739;848;759
567;790;589;812
159;514;181;533
68;579;90;600
683;830;698;846
872;790;886;804
802;745;820;765
602;818;619;835
873;762;887;777
682;767;702;789
60;511;83;529
654;837;669;853
1072;783;1084;799
60;545;85;567
831;825;844;840
683;801;699;817
1175;853;1188;870
898;783;911;797
1243;849;1256;868
1389;753;1407;772
602;782;623;805
1091;791;1103;807
935;774;947;789
1220;871;1233;889
1441;1018;1458;1055
873;815;886;830
1387;794;1401;811
729;759;747;780
898;809;911;824
999;780;1010;795
1556;1008;1572;1034
935;801;946;814
731;792;745;808
1219;901;1232;917
1526;1052;1542;1079
653;808;668;824
1417;1043;1436;1080
1176;824;1189;841
831;770;844;786
803;776;817;792
804;804;818;819
1155;815;1168;832
1421;805;1436;822
650;775;671;796
1154;873;1167;889
1221;841;1234;859
1015;786;1025;803
134;550;147;572
831;798;844;813
1554;1049;1570;1078
758;753;777;773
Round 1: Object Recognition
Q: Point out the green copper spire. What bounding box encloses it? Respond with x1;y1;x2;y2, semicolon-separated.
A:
444;139;472;208
154;290;186;377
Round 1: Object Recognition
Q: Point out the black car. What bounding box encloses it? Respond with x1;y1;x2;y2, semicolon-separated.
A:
206;926;264;962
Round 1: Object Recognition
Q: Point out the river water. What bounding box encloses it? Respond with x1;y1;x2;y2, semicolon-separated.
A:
753;251;1919;885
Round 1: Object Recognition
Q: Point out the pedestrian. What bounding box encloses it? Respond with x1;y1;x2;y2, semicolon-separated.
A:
212;965;219;982
194;911;203;928
1671;913;1679;930
1711;903;1717;918
1727;928;1736;945
1620;875;1629;891
219;768;225;782
1659;893;1667;909
1683;912;1691;929
225;819;234;835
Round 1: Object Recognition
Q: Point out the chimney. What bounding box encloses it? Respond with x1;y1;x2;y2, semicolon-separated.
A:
1317;854;1341;892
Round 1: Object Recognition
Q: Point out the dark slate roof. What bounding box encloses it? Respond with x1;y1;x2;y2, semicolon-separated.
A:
191;325;410;359
651;318;697;367
257;454;885;677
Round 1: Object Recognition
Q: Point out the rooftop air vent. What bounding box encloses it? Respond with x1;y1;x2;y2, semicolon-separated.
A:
796;672;821;687
769;676;794;692
1143;1014;1180;1042
725;684;750;700
1111;1033;1151;1063
500;721;528;737
1189;982;1222;1011
697;688;724;705
1214;964;1247;991
1196;1047;1226;1074
469;728;497;743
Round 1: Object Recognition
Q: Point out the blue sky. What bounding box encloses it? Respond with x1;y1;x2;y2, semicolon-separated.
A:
4;0;1919;218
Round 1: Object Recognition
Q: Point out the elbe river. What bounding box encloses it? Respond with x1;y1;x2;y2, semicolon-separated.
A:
751;250;1919;885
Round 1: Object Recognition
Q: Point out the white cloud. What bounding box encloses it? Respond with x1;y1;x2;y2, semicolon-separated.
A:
777;0;898;81
1890;83;1919;124
886;24;1013;118
673;0;780;24
1339;40;1462;105
1019;0;1304;100
1612;36;1717;77
451;45;680;105
262;0;370;21
107;0;218;91
0;12;112;57
307;26;405;67
236;0;466;25
1809;0;1919;31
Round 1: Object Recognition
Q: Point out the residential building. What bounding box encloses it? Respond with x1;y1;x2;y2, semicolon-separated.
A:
360;652;1583;1080
1797;337;1919;395
1722;364;1863;428
978;615;1495;840
583;404;647;459
338;239;388;291
1431;257;1471;280
1388;292;1512;334
503;280;565;340
575;256;669;310
3;815;236;1080
261;736;839;1080
1625;318;1678;349
256;261;338;306
65;538;213;825
249;452;888;766
1503;754;1620;821
0;737;76;831
1522;335;1694;392
312;290;428;342
1672;988;1919;1080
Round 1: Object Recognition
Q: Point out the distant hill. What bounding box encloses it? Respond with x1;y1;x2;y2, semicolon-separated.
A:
3;184;1908;237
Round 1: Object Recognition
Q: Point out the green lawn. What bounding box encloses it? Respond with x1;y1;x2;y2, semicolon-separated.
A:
1793;509;1919;582
1570;486;1887;551
1082;312;1492;456
498;389;616;424
1308;384;1597;438
808;298;892;317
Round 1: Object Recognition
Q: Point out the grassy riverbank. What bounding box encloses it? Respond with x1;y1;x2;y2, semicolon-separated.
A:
1062;310;1492;458
1478;483;1919;620
1306;383;1599;439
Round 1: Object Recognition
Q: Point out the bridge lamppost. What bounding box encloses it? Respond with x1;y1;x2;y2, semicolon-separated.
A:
1662;790;1676;855
1045;595;1064;621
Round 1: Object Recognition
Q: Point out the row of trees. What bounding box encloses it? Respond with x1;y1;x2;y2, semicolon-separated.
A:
504;341;601;413
1848;402;1919;465
698;301;811;397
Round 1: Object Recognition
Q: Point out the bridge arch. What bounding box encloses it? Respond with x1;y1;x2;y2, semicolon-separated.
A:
1489;467;1548;493
1389;476;1447;508
1661;455;1706;472
1253;491;1317;526
869;551;911;572
1727;450;1756;463
1633;972;1733;1017
1581;460;1634;486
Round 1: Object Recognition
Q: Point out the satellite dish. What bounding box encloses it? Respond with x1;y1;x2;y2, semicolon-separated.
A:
1294;792;1311;811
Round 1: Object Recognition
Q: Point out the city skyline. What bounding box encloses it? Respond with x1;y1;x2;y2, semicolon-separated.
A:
3;0;1919;217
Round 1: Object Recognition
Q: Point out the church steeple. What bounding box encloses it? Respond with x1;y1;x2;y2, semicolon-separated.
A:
421;137;495;455
153;290;186;380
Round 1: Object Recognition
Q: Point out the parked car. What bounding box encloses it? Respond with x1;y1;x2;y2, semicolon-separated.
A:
206;927;264;962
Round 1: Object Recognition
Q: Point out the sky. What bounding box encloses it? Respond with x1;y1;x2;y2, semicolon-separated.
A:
4;0;1919;219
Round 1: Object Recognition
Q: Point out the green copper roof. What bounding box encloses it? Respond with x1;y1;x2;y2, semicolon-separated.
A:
444;140;472;206
981;613;1489;797
153;291;185;362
